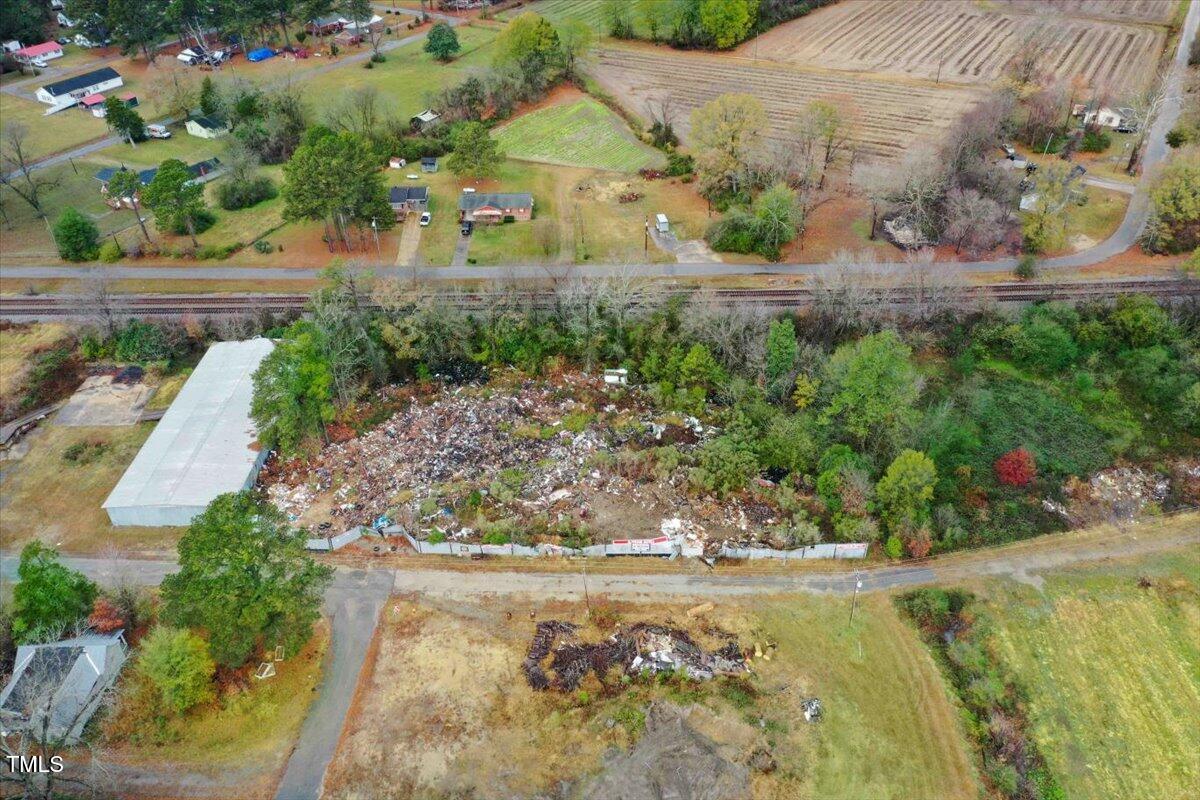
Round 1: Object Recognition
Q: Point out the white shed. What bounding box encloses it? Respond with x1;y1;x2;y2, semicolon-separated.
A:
655;213;669;233
102;339;275;527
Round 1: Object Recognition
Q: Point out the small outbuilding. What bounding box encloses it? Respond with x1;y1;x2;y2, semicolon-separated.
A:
411;109;440;131
0;631;128;745
420;156;438;172
102;339;274;527
185;115;229;139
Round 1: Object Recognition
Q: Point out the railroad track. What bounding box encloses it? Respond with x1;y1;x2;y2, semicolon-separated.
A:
2;279;1197;319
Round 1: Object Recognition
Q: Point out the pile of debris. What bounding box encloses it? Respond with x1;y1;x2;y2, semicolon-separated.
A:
264;374;636;527
523;620;746;692
1049;465;1174;525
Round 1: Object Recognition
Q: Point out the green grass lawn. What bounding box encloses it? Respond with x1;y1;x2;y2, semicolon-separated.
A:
509;0;620;33
0;160;133;259
493;96;664;172
984;541;1200;800
0;93;110;161
1064;185;1129;248
300;24;499;120
96;125;223;169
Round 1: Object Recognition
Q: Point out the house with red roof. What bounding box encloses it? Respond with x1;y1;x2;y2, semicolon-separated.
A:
14;41;64;64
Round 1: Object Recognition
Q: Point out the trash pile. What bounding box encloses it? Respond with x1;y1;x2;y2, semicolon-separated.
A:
1050;465;1174;524
264;374;634;527
523;620;746;692
260;371;817;552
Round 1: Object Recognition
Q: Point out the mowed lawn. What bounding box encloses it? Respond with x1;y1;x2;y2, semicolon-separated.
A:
493;96;664;172
986;544;1200;800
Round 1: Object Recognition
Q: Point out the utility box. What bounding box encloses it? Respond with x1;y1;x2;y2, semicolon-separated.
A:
655;213;669;233
604;368;628;386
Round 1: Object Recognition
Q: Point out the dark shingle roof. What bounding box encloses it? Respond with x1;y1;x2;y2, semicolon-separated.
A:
458;192;533;212
95;158;222;188
189;116;226;131
41;66;120;97
389;186;429;204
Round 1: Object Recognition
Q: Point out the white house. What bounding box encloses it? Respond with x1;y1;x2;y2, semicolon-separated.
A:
1072;103;1135;129
185;115;229;139
36;67;123;113
14;41;65;65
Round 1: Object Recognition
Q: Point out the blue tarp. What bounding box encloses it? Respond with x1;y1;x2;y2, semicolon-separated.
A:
246;47;275;62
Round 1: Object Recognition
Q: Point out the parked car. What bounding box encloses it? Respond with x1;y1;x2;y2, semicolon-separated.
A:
145;124;171;139
420;212;431;227
56;36;71;45
460;221;473;236
29;58;47;68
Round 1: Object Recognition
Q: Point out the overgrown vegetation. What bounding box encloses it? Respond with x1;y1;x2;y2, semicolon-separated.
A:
899;589;1064;800
250;271;1199;556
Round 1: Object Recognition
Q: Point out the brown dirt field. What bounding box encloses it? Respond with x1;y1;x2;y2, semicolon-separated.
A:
322;594;979;800
740;0;1170;95
590;42;987;162
993;0;1179;25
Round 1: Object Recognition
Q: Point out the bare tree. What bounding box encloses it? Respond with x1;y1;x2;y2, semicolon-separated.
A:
78;269;122;339
0;124;61;221
850;159;897;240
682;288;770;378
810;250;896;335
1123;76;1170;174
943;187;1013;255
325;86;386;137
898;248;970;322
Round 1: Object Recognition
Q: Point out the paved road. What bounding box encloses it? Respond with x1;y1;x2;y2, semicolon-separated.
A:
4;1;1195;283
274;569;392;800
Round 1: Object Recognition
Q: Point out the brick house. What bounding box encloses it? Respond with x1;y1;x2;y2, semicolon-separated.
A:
389;186;429;220
458;192;533;223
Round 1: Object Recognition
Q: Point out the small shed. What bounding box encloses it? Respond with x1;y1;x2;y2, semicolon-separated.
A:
411;109;440;131
185;115;229;139
655;213;669;233
0;632;128;745
81;93;107;117
420;156;438;173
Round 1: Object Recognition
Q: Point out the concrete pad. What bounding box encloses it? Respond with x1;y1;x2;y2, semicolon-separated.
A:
56;375;154;427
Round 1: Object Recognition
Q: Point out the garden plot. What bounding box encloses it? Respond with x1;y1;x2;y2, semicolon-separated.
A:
994;0;1178;25
741;0;1168;95
492;96;665;172
590;46;985;161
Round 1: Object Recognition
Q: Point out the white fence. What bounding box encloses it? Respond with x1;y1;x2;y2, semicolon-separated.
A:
305;526;365;551
394;529;866;561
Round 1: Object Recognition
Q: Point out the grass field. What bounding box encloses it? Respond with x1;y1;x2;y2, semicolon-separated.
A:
323;593;978;799
415;158;710;266
0;422;183;553
0;323;70;402
984;548;1200;800
493;96;664;172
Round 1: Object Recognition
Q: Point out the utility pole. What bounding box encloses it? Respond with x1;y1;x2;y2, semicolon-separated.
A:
643;218;648;253
848;574;863;627
370;217;381;259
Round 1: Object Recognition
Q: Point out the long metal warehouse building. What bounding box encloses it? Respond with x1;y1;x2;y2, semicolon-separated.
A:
103;338;275;527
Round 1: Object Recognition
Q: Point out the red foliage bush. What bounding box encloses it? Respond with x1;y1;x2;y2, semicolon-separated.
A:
995;447;1036;488
905;528;933;559
88;596;126;633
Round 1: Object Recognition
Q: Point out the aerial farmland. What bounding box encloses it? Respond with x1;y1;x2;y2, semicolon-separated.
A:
590;0;1179;162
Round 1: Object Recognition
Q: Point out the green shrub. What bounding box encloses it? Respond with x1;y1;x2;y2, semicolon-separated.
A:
53;208;100;261
137;626;216;715
1011;317;1078;375
63;440;108;465
254;239;275;253
98;239;123;263
169;208;216;236
216;176;277;210
426;530;446;544
884;535;903;559
666;152;693;176
1080;129;1111;152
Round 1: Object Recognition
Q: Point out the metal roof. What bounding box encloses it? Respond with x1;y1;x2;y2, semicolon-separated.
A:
41;66;120;97
102;339;274;521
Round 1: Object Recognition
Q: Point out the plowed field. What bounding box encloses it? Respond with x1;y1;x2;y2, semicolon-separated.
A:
591;46;985;161
741;0;1168;93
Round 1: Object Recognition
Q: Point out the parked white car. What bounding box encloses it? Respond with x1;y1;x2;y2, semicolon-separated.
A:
419;212;431;227
145;124;171;139
57;12;76;27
